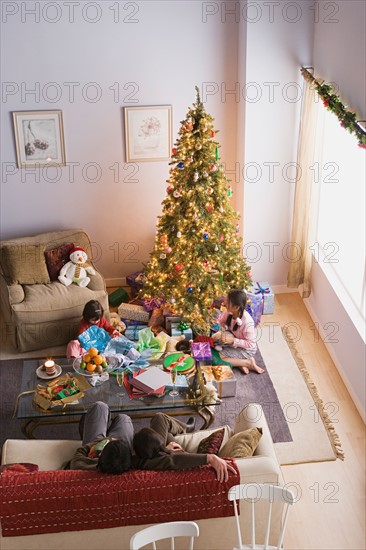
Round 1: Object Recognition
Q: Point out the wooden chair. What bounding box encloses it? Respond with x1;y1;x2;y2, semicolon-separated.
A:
228;483;295;549
130;521;199;550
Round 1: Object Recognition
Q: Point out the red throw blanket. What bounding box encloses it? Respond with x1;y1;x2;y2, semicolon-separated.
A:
0;462;239;537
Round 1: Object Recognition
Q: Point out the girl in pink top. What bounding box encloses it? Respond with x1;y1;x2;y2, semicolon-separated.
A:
212;289;264;375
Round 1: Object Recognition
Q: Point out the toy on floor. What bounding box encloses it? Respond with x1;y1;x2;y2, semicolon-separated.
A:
166;334;185;352
58;247;95;287
109;312;126;335
203;381;221;405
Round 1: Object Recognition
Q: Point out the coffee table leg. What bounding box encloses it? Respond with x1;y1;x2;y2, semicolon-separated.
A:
21;419;38;439
197;406;215;429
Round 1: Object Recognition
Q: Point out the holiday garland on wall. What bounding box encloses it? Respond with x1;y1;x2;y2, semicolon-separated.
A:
301;67;366;149
140;87;252;334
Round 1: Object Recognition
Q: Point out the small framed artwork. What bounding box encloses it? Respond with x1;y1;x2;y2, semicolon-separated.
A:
12;110;66;168
124;105;172;162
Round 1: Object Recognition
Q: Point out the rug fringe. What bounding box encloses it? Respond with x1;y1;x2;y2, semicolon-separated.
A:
281;326;345;461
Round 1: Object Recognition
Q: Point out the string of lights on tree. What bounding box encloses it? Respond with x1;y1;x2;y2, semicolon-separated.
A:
140;87;252;334
301;67;366;148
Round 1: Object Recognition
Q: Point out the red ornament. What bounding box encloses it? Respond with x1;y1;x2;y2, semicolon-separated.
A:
186;123;193;131
210;164;217;172
211;130;215;137
174;263;185;274
205;204;214;213
167;185;174;193
168;273;174;279
219;235;224;242
172;148;177;155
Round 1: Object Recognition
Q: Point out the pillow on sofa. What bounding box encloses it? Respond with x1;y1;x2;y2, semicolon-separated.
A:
218;427;263;458
0;243;50;285
0;463;39;474
197;428;225;455
173;425;233;454
44;242;74;281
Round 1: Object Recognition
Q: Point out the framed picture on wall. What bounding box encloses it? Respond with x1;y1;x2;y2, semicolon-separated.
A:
12;110;66;168
124;105;172;162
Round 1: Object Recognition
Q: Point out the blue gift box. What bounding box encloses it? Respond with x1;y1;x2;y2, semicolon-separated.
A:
249;281;274;315
171;323;193;340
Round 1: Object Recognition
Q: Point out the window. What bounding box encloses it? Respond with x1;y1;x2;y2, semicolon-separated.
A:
315;107;366;327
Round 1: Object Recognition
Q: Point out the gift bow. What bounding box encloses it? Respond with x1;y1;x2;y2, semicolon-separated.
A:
178;321;189;332
255;282;270;295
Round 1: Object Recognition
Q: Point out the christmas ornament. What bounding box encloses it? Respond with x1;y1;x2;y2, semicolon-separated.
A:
219;206;224;213
160;235;168;244
235;223;240;234
205;204;214;213
174;263;184;273
172;148;177;155
186;123;193;131
177;162;184;169
160;253;166;259
196;143;202;150
227;185;233;197
187;286;194;293
210;164;217;172
215;245;219;251
215;146;219;160
203;171;208;177
194;172;199;182
219;235;224;242
170;298;176;303
203;259;211;270
173;190;181;198
203;232;210;240
165;246;172;253
211;130;215;137
177;231;182;238
167;185;174;193
207;187;213;195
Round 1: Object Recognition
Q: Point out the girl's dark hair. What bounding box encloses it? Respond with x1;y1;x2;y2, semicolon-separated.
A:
83;300;103;322
133;428;165;459
97;440;131;474
227;289;247;331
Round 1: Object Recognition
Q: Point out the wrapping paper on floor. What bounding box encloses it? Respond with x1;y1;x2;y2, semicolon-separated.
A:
137;328;170;360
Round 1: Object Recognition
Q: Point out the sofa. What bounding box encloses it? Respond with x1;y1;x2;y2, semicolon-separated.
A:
0;229;109;352
0;403;284;550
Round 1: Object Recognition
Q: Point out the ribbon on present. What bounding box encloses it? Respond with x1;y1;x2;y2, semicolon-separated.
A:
254;282;270;313
141;296;164;312
178;321;189;333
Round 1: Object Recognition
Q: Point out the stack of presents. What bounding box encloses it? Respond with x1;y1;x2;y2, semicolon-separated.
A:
108;272;274;401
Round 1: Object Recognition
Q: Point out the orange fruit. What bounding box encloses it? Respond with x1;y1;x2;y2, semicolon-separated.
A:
84;354;91;363
94;355;103;365
88;347;98;357
86;362;97;372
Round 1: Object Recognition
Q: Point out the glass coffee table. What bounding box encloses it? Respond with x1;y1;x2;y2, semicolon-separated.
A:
15;358;220;438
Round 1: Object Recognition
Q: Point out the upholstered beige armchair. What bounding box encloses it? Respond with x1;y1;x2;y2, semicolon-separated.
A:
0;229;109;352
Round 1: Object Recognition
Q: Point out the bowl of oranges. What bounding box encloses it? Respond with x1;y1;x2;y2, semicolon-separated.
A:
73;347;119;376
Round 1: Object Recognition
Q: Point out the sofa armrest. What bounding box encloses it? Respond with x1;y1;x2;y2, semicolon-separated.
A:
7;283;25;305
1;439;82;471
87;270;106;292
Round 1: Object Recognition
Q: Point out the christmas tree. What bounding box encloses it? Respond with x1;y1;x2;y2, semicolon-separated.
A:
140;87;252;334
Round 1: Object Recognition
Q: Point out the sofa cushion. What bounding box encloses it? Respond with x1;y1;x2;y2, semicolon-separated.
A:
174;425;233;453
44;242;74;281
197;428;225;455
219;427;263;458
0;244;50;285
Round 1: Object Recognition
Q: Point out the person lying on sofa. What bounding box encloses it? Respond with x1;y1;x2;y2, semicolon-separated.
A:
132;413;236;483
68;401;196;474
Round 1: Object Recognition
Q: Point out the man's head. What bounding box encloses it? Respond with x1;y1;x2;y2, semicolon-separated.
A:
97;440;131;474
133;428;165;459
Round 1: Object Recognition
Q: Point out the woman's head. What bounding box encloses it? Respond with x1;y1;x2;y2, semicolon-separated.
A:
133;428;165;459
83;300;103;323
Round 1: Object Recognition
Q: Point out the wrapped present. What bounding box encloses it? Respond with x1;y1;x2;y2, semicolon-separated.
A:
171;322;193;340
191;341;212;361
164;314;182;332
245;292;262;327
126;271;146;297
141;296;165;312
249;281;274;315
201;365;237;398
124;324;148;341
117;302;150;323
108;287;129;307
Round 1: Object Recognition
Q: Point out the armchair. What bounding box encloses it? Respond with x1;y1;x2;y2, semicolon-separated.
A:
0;229;109;352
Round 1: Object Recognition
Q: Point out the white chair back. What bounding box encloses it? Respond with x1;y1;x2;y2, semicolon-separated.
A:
130;521;199;550
228;483;295;549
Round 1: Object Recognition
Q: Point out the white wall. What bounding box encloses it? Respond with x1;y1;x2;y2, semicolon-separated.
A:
239;1;314;284
0;0;238;279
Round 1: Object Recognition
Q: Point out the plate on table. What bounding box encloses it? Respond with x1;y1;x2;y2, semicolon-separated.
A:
36;364;62;380
163;353;195;373
73;355;119;377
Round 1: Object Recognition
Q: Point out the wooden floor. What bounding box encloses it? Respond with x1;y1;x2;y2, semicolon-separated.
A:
264;293;366;550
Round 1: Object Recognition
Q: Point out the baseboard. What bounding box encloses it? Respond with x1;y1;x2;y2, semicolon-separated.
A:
303;297;366;423
106;277;127;288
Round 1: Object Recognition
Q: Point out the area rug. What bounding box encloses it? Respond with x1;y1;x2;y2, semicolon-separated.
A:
257;325;344;465
0;325;343;465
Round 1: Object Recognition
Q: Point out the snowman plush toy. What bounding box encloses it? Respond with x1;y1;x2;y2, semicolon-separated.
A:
58;247;95;287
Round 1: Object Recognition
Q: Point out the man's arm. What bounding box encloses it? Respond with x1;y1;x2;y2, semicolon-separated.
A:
69;444;99;470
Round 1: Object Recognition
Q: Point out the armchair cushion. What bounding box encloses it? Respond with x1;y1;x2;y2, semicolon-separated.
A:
219;427;263;458
197;428;226;455
0;243;50;285
44;242;74;281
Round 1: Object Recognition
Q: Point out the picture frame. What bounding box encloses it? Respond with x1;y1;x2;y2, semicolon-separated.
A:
124;105;172;162
12;110;66;168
